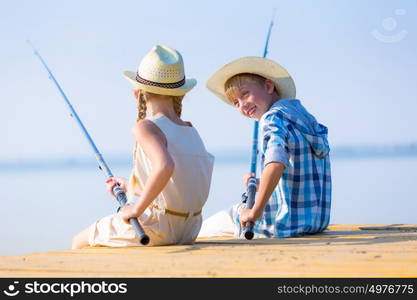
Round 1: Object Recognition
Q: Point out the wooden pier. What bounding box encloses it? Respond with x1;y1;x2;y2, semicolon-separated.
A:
1;224;416;277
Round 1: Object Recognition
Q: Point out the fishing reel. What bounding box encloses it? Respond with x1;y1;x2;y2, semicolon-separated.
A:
241;192;248;204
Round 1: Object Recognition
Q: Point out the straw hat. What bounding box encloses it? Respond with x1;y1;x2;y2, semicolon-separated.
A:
206;56;296;106
124;45;196;96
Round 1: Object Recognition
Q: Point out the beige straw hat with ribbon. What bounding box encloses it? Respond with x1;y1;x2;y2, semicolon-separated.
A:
206;56;296;106
124;45;196;96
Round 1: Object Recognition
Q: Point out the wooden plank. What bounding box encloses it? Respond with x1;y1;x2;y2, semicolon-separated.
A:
0;224;416;277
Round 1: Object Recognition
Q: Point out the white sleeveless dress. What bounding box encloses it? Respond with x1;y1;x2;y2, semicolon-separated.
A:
88;114;214;246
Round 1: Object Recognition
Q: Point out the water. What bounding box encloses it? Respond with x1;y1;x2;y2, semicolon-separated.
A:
1;157;416;256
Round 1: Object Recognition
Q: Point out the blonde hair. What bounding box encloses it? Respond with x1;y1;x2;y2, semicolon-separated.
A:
225;73;279;103
136;90;184;121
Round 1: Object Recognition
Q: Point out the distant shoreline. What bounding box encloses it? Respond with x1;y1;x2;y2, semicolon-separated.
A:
1;144;417;171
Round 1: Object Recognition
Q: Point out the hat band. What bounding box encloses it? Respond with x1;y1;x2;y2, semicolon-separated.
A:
135;74;185;89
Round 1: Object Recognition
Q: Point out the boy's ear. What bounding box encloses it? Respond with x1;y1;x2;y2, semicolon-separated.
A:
264;79;275;94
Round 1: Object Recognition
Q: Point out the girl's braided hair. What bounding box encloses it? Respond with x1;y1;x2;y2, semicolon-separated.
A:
136;91;184;122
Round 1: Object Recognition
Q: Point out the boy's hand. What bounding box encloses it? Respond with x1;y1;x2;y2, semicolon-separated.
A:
119;204;139;224
106;177;128;197
243;173;259;191
240;162;285;229
239;208;261;228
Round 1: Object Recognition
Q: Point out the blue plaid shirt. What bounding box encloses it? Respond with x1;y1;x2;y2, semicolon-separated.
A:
237;99;332;238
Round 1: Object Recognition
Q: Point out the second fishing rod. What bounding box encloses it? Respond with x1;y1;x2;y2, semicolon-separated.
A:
242;11;276;240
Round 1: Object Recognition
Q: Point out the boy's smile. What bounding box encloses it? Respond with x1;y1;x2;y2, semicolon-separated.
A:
230;79;277;121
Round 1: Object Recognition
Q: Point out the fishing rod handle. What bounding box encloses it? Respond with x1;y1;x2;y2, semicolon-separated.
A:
243;179;257;240
130;218;150;246
244;222;255;240
112;184;150;245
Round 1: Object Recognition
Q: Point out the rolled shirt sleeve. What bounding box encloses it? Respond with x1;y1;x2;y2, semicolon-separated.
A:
261;113;290;168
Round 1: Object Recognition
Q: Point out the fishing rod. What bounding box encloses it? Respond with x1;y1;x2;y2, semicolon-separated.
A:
28;41;150;245
242;10;276;240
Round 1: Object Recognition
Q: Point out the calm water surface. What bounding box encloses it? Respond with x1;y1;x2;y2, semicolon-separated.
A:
0;157;416;255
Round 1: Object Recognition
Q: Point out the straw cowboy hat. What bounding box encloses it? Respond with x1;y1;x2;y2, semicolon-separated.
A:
206;56;296;106
124;45;196;96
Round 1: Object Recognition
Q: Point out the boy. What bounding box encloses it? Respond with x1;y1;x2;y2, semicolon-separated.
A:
204;56;331;238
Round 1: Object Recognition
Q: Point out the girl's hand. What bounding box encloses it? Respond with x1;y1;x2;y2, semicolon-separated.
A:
243;173;259;191
119;205;139;224
105;177;128;197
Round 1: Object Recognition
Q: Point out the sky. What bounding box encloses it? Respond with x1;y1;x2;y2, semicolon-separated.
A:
1;0;416;161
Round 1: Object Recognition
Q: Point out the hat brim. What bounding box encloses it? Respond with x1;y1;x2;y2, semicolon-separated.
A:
206;56;296;106
124;71;196;96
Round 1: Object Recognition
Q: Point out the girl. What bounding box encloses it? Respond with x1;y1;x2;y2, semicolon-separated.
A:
72;45;214;248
